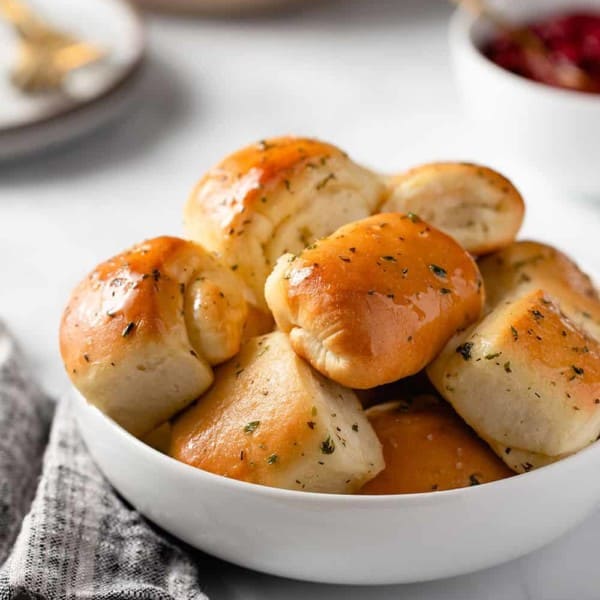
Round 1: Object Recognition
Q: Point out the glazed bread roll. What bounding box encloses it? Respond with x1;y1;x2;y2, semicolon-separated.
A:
242;305;275;340
142;422;172;454
60;236;248;437
380;163;525;255
265;213;484;389
478;240;600;340
184;136;386;312
361;395;513;494
427;288;600;472
169;331;384;493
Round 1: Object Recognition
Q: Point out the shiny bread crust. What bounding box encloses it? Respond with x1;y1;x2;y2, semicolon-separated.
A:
478;240;600;340
60;236;248;437
361;397;512;494
169;332;384;492
381;163;525;255
184;136;386;311
427;289;600;469
265;213;484;389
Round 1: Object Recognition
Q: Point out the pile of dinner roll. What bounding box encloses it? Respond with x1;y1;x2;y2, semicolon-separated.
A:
60;137;600;494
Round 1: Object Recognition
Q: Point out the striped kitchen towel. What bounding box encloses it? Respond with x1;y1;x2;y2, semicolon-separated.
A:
0;322;210;599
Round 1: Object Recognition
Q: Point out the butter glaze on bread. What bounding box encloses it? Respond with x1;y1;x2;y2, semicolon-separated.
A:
60;236;248;437
380;163;525;255
478;240;600;340
361;396;512;494
184;137;385;312
427;289;600;471
265;213;484;389
169;332;384;493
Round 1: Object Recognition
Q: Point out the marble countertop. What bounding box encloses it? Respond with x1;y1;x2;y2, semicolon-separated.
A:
1;0;599;597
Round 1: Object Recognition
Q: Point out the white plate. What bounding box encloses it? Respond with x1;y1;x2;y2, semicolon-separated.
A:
73;388;600;585
0;0;144;159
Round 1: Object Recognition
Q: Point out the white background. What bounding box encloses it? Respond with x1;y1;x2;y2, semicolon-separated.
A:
1;0;600;597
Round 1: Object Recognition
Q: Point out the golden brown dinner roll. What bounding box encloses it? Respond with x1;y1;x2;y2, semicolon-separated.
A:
265;213;485;389
169;331;384;493
427;288;600;472
60;236;249;437
361;395;513;494
241;305;275;341
142;422;172;454
184;136;386;312
380;163;525;255
478;240;600;340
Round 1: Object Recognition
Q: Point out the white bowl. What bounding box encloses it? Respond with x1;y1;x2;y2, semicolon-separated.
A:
449;0;600;196
73;389;600;585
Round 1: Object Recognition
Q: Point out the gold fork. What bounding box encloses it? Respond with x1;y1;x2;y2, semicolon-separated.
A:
0;0;105;94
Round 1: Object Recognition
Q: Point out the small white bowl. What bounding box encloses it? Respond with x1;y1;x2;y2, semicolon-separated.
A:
73;389;600;585
449;0;600;196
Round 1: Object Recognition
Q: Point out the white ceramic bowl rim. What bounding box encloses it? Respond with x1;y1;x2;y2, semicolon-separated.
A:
449;5;600;106
75;390;600;506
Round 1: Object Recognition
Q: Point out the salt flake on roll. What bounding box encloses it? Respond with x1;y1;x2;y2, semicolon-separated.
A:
265;213;485;389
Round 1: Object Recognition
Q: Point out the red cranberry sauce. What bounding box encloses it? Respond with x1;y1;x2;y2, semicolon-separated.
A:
483;11;600;92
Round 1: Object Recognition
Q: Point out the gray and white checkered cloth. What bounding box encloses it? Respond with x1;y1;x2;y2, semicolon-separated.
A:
0;322;212;599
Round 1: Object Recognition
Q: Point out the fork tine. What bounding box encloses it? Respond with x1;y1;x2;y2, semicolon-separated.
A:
1;0;106;94
54;43;105;71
